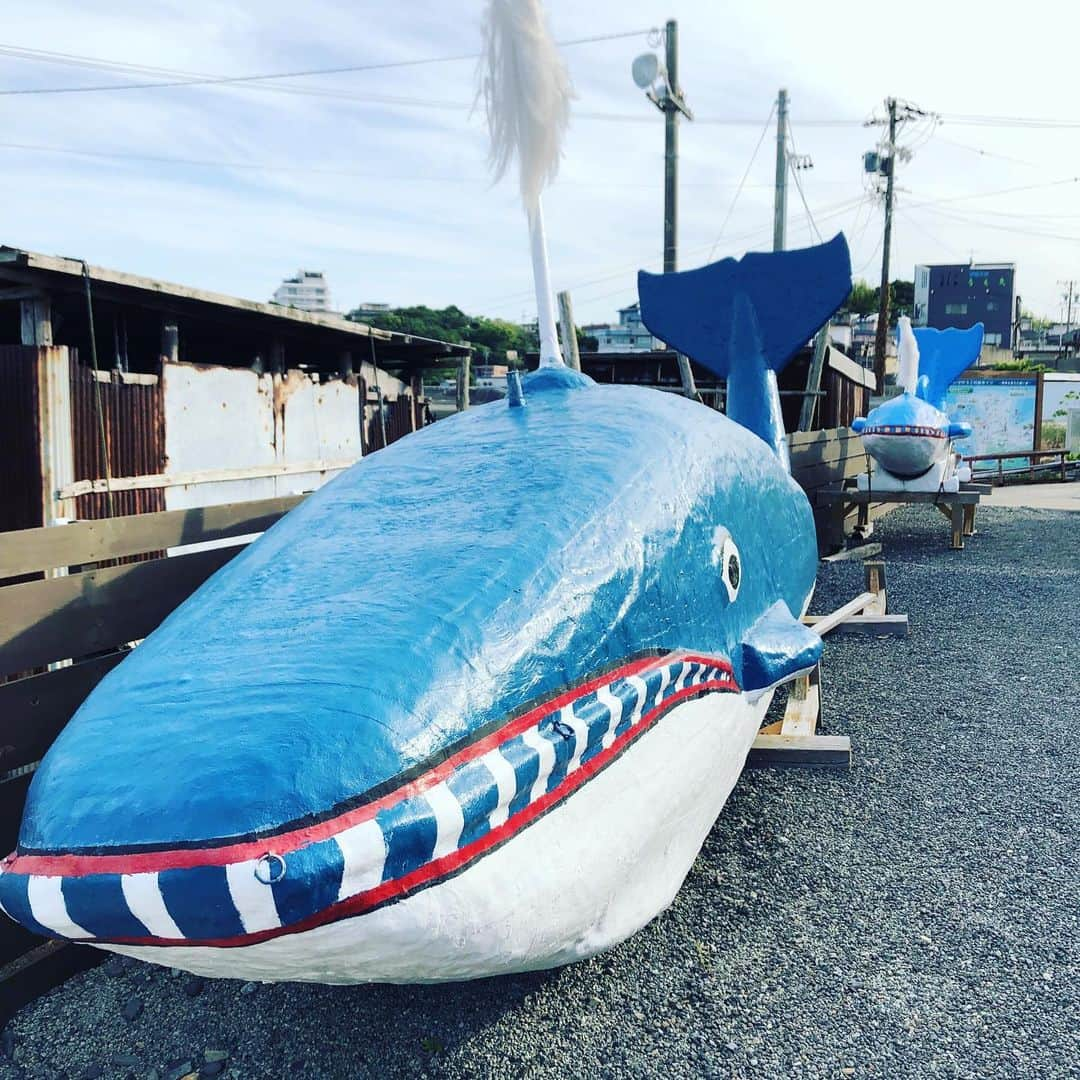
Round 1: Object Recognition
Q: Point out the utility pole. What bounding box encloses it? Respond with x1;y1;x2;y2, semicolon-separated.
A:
872;97;897;393
661;19;692;272
1059;279;1077;358
634;21;694;394
773;88;788;252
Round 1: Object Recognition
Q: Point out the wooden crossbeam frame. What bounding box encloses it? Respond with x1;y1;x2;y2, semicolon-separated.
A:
747;560;902;771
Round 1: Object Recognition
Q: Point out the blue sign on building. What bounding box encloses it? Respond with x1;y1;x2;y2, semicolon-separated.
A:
913;263;1015;348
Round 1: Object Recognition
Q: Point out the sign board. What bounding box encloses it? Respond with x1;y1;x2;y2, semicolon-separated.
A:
944;373;1038;469
1041;373;1080;450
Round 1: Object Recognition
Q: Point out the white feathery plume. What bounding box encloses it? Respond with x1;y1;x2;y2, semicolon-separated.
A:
479;0;573;368
897;315;919;395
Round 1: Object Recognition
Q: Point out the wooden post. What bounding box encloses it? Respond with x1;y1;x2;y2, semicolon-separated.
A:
963;504;977;536
269;341;285;376
557;290;582;372
20;296;52;346
951;501;965;550
338;350;354;379
863;560;887;615
676;353;698;400
780;664;821;737
161;323;179;366
409;375;422;432
35;346;74;526
456;354;471;412
798;331;829;431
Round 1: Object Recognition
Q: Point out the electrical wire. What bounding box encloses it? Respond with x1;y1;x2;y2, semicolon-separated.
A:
706;102;776;259
0;139;850;190
0;29;658;97
785;123;823;244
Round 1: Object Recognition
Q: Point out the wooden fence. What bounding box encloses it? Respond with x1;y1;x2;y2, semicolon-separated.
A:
790;427;890;550
0;494;304;1019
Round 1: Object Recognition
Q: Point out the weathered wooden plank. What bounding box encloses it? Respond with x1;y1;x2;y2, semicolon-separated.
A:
59;460;353;500
803;614;908;636
816;487;981;505
746;733;851;769
0;546;240;675
0;494;304;578
821;542;882;563
0;651;128;773
788;425;858;452
806;592;876;637
780;666;820;738
793;455;868;493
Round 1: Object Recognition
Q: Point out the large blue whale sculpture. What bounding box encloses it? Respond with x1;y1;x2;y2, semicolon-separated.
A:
0;236;852;983
852;318;984;491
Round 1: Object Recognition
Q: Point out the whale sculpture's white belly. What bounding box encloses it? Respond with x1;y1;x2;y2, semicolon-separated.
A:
99;689;770;983
862;429;947;479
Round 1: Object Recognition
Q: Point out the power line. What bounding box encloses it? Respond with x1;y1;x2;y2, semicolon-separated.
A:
0;29;656;97
904;175;1080;211
786;122;822;243
940;112;1080;130
0;138;847;190
706;102;776;259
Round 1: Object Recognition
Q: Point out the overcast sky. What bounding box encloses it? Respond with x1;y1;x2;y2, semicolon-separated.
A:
2;1;1079;327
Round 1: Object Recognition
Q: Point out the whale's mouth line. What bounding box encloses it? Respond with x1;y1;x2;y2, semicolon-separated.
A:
0;651;741;950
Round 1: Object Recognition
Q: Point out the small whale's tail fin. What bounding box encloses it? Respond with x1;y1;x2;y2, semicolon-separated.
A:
637;234;852;468
912;323;984;410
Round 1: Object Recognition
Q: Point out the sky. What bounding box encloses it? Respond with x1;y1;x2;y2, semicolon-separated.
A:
2;1;1080;328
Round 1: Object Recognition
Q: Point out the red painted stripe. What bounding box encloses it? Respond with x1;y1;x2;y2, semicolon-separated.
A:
71;671;739;949
6;652;734;878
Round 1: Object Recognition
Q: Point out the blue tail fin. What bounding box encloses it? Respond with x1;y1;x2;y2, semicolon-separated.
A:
637;234;852;461
912;324;984;410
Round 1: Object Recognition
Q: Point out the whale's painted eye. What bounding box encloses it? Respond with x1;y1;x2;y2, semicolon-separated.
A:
711;526;742;603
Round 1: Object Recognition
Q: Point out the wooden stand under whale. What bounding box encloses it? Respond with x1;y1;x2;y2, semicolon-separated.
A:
747;559;905;770
816;478;991;550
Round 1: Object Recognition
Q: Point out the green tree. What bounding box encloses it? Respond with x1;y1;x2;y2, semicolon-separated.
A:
345;304;539;364
842;279;914;321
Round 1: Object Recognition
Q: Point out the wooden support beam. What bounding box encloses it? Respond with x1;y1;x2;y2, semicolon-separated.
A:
19;297;52;346
780;665;821;737
160;322;179;365
807;591;876;638
798;330;829;431
863;560;887;615
35;346;74;526
58;460;353;500
963;503;977;537
802;613;908;637
746;733;850;769
675;353;698;400
821;542;882;563
557;291;582;372
456;354;471;412
951;502;965;550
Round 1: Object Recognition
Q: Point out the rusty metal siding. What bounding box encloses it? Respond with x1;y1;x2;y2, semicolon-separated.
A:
0;346;43;534
69;356;166;521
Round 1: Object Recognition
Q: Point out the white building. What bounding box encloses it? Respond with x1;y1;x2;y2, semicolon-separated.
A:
594;303;660;353
272;270;334;313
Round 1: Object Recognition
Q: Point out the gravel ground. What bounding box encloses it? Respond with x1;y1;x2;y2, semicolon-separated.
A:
2;504;1077;1080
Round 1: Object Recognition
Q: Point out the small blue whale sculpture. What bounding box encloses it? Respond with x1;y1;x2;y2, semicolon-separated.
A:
0;237;852;983
852;318;984;491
